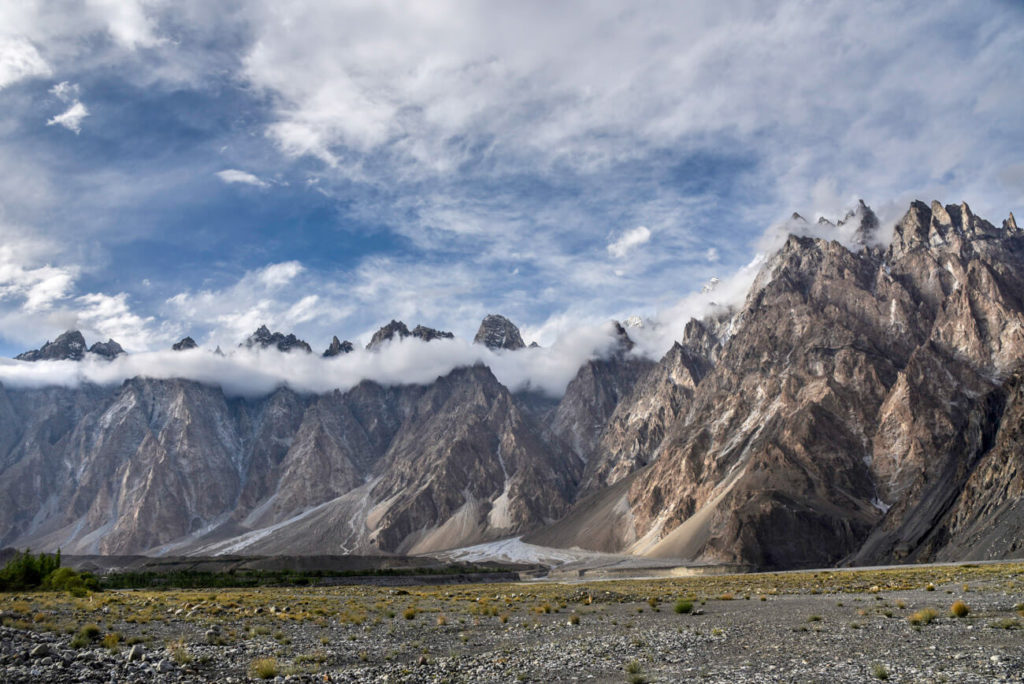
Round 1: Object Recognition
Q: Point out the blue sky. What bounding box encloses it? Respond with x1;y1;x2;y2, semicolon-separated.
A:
0;0;1022;358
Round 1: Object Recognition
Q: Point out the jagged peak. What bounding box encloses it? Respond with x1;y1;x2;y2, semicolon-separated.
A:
88;339;125;360
410;324;455;343
890;199;1009;259
172;336;198;351
367;320;454;350
15;330;88;362
1004;211;1018;232
366;320;410;350
242;325;312;353
474;314;526;351
323;336;354;357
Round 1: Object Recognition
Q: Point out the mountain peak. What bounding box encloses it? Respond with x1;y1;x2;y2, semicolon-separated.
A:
474;314;525;350
410;325;455;343
88;339;125;359
172;336;198;351
366;320;410;350
367;320;454;349
835;199;879;245
242;325;312;353
323;336;354;357
15;330;88;362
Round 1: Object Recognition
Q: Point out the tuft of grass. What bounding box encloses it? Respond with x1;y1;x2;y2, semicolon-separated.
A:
568;613;580;625
436;614;447;626
907;608;937;626
170;638;192;665
950;600;969;618
403;607;417;620
807;615;822;622
625;659;642;674
250;657;278;679
990;618;1021;630
70;623;102;648
674;599;693;614
925;583;935;591
101;632;121;651
872;663;889;680
717;594;734;601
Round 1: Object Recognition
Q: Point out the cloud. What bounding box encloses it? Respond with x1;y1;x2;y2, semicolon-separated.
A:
216;169;270;188
0;321;630;398
0;35;51;89
47;101;89;133
607;226;652;259
49;80;79;102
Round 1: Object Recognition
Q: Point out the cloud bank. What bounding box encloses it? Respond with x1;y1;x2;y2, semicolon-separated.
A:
0;321;639;398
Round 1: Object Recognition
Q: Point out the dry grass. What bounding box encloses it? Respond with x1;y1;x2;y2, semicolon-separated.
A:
907;608;937;626
950;600;969;618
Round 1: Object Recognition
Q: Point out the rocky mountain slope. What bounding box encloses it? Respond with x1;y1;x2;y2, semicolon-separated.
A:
532;200;1024;568
1;200;1022;570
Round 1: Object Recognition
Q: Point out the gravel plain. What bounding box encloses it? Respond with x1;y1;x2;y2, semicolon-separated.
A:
1;562;1023;682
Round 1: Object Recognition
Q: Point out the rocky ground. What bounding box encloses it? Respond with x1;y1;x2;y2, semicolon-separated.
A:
1;562;1022;682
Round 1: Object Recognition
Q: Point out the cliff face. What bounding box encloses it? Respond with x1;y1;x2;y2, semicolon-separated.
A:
617;201;1024;568
2;201;1023;569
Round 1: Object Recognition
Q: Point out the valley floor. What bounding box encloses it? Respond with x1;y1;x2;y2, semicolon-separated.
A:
1;563;1022;682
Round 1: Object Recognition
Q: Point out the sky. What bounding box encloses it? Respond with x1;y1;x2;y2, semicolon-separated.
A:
0;0;1022;370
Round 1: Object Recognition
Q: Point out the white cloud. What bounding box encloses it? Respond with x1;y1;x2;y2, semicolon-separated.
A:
0;35;51;89
49;80;79;102
257;261;303;287
607;226;652;259
47;101;89;133
84;0;162;50
216;169;270;188
705;248;719;263
0;320;629;398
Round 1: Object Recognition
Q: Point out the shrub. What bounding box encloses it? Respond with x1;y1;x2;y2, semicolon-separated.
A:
251;657;278;679
907;608;937;626
950;601;969;618
674;599;693;614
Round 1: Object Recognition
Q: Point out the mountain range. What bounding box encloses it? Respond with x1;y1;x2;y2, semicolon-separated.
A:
1;200;1021;570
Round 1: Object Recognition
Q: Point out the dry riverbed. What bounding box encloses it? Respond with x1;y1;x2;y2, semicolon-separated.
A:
1;562;1023;682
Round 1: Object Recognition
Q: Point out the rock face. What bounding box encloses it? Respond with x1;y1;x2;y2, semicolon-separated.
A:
323;336;354;357
0;365;578;556
172;336;198;351
539;200;1024;569
2;200;1023;570
549;323;654;465
474;314;526;350
243;325;312;353
15;331;88;361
